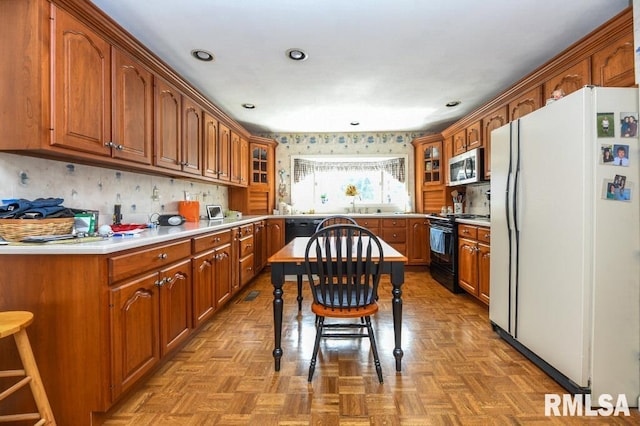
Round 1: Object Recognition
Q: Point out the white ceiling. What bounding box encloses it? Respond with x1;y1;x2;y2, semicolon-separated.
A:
91;0;630;134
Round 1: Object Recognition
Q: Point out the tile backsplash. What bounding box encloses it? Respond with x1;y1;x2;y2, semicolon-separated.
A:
0;153;227;225
463;182;491;216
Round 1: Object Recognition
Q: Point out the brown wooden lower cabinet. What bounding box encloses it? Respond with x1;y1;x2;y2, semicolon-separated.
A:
192;229;233;327
407;218;430;265
0;219;271;425
457;224;490;305
266;218;285;260
380;218;407;255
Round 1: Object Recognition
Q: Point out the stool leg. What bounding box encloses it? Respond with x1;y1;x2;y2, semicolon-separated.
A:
14;329;56;425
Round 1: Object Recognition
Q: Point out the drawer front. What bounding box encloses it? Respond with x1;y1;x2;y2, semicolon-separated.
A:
240;224;254;237
355;218;380;232
239;253;255;286
381;228;406;244
477;227;491;244
458;224;478;240
192;229;232;253
109;240;191;283
381;218;406;228
240;235;254;257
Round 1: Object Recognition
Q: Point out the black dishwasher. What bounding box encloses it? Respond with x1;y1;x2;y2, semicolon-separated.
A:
285;218;323;243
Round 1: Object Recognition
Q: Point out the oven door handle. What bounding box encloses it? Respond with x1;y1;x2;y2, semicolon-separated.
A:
430;225;453;233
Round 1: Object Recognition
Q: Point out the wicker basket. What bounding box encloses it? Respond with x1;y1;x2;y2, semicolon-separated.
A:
0;218;75;242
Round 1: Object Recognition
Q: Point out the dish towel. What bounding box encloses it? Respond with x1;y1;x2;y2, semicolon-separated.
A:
430;228;446;254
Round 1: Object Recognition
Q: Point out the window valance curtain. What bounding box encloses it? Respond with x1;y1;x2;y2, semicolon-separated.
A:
293;158;405;183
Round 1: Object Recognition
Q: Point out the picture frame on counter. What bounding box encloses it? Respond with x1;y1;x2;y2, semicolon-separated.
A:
206;205;223;220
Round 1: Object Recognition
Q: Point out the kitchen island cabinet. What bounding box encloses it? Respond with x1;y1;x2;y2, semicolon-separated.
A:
0;216;270;425
192;229;233;325
109;241;192;400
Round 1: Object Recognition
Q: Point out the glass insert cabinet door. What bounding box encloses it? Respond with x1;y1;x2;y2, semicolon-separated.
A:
252;144;268;184
422;142;440;184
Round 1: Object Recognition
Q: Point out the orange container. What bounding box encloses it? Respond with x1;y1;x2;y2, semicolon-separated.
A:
178;201;200;222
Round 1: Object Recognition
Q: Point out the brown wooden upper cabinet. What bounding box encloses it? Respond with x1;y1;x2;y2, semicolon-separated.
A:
154;78;182;172
53;8;154;164
112;48;154;165
251;143;270;185
218;123;231;182
230;131;247;185
452;129;467;156
508;86;542;120
543;58;590;101
452;122;481;157
181;97;203;175
154;80;203;175
591;32;635;88
203;112;219;179
415;138;443;186
443;136;453;186
52;8;112;155
465;121;482;152
481;106;508;180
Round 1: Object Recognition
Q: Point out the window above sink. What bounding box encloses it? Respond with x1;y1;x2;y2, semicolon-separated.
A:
290;154;410;213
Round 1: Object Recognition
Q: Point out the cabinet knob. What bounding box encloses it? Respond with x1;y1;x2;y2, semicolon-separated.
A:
155;278;166;287
115;144;124;150
484;233;490;239
158;253;168;260
165;276;173;284
104;141;115;148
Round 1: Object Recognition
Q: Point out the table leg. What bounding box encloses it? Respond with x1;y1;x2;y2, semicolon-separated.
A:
390;262;404;371
271;262;285;371
296;274;303;311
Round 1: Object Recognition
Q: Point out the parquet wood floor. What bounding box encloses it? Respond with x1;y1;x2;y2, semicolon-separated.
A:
103;271;639;425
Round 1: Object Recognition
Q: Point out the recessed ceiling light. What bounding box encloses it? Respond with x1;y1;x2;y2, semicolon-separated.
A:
191;49;215;62
445;100;461;107
242;103;256;109
350;121;360;126
286;48;308;61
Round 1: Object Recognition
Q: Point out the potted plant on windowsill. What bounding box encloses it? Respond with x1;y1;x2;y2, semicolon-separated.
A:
345;184;359;213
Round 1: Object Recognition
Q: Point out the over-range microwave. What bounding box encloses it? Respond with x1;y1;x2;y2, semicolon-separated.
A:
448;147;484;186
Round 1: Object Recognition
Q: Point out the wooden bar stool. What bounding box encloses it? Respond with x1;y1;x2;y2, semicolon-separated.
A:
0;311;55;425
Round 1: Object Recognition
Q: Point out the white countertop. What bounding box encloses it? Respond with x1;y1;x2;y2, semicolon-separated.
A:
0;216;267;255
455;218;491;227
0;213;490;255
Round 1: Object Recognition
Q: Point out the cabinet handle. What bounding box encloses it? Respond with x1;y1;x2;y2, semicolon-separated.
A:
158;253;168;259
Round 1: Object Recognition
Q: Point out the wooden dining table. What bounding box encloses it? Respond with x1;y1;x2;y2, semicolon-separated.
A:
267;236;408;372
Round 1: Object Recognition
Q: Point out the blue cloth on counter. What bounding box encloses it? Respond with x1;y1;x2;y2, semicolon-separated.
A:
0;198;65;218
30;197;64;208
430;228;446;255
0;199;33;218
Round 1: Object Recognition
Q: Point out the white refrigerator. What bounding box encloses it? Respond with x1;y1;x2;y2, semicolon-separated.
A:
490;86;639;404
